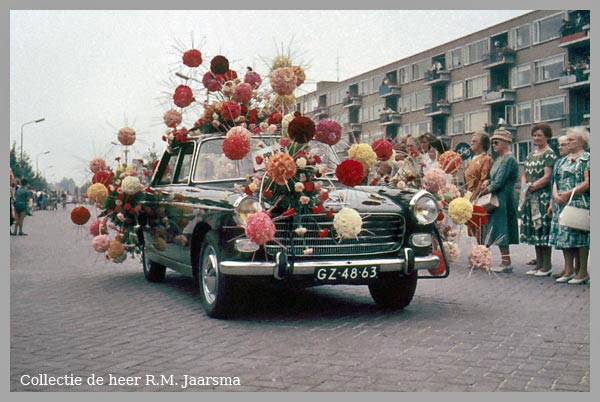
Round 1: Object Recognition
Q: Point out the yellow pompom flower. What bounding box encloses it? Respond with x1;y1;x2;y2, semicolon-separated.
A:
86;183;109;205
348;143;377;169
448;197;473;225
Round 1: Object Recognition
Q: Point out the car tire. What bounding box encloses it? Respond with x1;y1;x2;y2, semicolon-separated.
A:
368;271;418;309
141;243;166;283
198;232;235;318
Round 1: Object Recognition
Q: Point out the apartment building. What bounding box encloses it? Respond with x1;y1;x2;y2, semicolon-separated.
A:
296;10;590;163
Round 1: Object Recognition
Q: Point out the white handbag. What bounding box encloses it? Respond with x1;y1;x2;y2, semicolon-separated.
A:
558;190;590;232
475;193;499;212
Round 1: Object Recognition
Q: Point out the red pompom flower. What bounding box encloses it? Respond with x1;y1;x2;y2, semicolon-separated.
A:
210;55;229;74
372;138;393;161
221;100;241;121
287;112;315;144
173;85;195;108
71;206;91;226
222;126;251;160
335;159;365;187
438;150;463;174
182;49;203;67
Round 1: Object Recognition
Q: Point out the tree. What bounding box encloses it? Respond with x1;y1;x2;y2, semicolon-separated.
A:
10;142;47;189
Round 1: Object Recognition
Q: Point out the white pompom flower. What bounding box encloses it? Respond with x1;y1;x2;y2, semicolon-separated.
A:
333;207;363;239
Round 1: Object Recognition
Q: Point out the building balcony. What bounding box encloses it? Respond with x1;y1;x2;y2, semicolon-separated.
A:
424;70;451;85
379;112;402;126
312;106;330;117
343;95;362;109
482;49;516;69
424;102;451;117
482;89;516;105
344;122;362;133
559;24;590;47
558;72;590;90
378;84;402;98
562;112;590;129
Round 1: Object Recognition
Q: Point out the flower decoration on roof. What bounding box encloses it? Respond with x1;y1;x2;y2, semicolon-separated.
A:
117;127;136;146
372;138;393;162
348;143;377;170
287;112;315;144
182;49;203;68
222;126;252;160
314;119;342;146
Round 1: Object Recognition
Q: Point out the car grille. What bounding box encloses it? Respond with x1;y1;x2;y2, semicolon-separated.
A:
264;213;405;258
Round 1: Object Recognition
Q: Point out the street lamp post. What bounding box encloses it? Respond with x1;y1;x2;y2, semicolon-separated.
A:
20;118;46;168
36;151;51;176
43;165;54;178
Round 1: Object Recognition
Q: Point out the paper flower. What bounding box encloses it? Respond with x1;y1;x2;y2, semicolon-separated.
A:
441;183;460;202
210;55;229;74
117;127;135;145
71;206;91;226
468;245;493;271
265;152;297;185
89;219;108;236
422;167;447;193
244;68;262;88
348;143;377;169
333;207;363;239
202;72;221;92
222;126;252;160
292;65;306;86
372;139;394;161
106;240;126;262
182;49;202;67
268;112;283;125
121;176;143;195
443;241;461;263
287;112;315;143
89;157;107;173
173;84;195;108
335;159;365;187
86;183;109;204
233;82;253;103
448;197;473;225
428;250;446;276
221;100;241;121
92;235;111;253
270;67;297;96
244;211;276;245
163;109;183;128
272;54;292;70
92;171;113;188
273;94;296;109
438;151;463;174
315;119;342;146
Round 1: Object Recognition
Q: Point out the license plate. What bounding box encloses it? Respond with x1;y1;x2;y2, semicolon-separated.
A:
313;265;380;284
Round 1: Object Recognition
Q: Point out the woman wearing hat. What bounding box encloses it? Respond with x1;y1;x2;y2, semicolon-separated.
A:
480;129;520;272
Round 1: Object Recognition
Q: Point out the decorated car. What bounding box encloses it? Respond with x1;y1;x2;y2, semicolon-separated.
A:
138;132;449;318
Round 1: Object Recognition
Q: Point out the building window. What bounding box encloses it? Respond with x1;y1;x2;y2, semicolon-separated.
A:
413;89;431;111
447;81;463;102
512;141;532;164
372;74;383;93
506;101;532;125
533;13;564;44
465;109;488;133
511;63;532;88
361;79;371;95
534;55;564;83
412;59;429;81
360;107;371;122
402;124;411;136
447;48;463;69
534;95;566;122
465;75;488;99
399;94;411;113
399;66;410;84
447;114;464;135
511;24;530;49
411;121;430;136
465;39;488;65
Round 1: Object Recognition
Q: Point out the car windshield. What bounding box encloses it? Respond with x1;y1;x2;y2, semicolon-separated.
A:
192;136;339;182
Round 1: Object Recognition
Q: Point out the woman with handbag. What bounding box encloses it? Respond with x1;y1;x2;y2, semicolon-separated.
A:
549;126;590;284
480;129;520;273
520;123;557;277
464;132;493;243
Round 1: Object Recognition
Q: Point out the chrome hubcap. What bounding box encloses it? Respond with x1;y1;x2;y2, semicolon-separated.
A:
202;247;218;304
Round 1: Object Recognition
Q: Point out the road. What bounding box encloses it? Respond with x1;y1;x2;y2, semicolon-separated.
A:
10;205;590;391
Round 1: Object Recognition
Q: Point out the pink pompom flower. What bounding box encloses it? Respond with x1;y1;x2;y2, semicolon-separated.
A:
117;127;136;146
233;82;253;103
423;167;448;194
92;235;111;253
244;211;276;245
269;67;297;96
314;119;343;146
468;245;493;271
265;152;297;186
222;126;252;160
163;109;183;128
89;157;107;174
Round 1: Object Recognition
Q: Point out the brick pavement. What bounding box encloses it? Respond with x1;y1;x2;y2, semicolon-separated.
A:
10;206;590;391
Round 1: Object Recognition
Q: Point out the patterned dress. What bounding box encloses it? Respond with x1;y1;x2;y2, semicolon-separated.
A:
464;153;493;197
483;154;519;247
519;148;557;245
549;152;590;249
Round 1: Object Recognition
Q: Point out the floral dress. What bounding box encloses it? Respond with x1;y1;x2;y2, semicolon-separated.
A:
464;153;493;197
519;148;557;245
549;152;590;249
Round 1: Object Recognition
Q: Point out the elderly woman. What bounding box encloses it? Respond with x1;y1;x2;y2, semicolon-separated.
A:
464;132;493;198
549;126;590;284
520;123;557;277
480;129;520;273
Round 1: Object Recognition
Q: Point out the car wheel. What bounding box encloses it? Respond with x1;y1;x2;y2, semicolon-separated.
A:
198;232;235;318
141;243;166;283
368;271;418;309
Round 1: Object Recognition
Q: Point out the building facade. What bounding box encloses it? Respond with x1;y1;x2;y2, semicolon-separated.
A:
296;10;590;163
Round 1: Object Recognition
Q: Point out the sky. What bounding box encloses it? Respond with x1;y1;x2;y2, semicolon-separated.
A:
9;9;531;186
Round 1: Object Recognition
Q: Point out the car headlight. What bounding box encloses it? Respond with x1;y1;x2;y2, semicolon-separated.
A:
233;196;263;226
409;190;439;225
